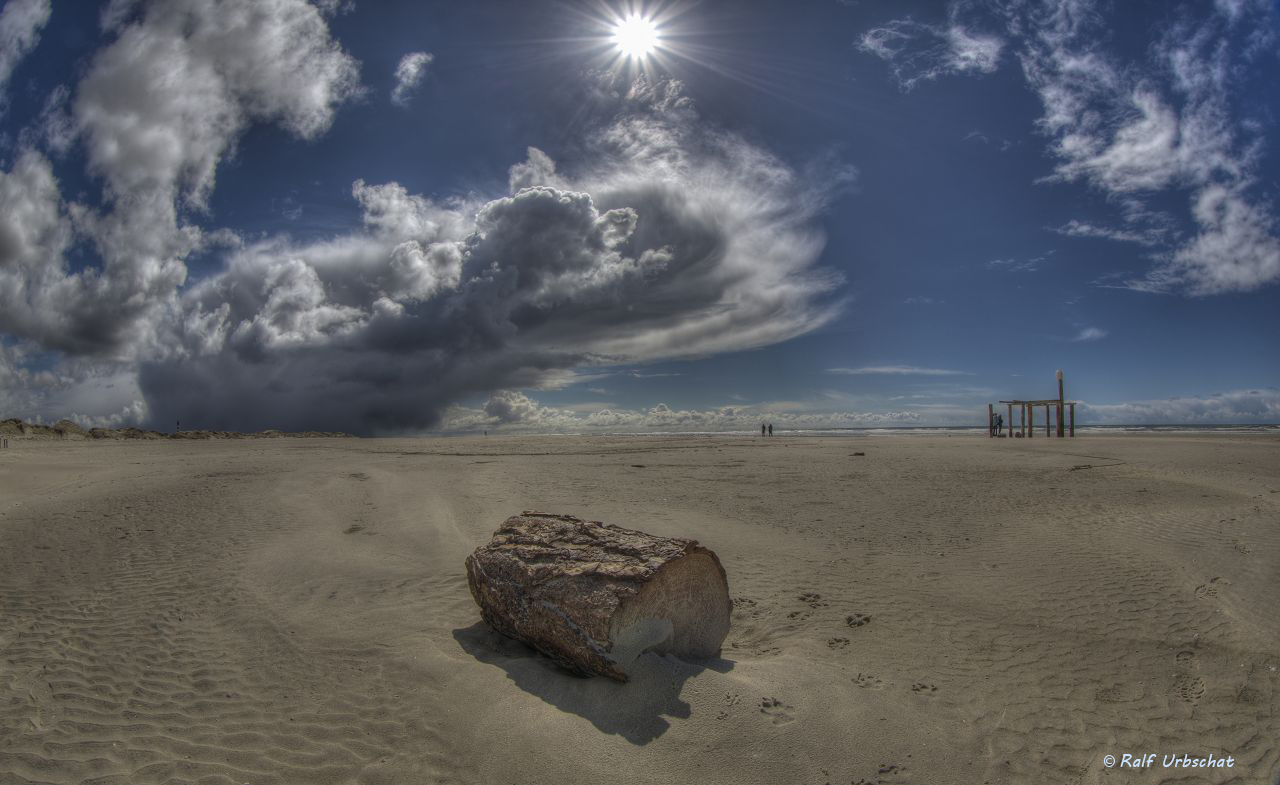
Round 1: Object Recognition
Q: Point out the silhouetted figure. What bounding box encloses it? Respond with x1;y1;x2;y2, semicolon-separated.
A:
994;413;1002;436
768;423;773;436
761;424;766;436
176;420;180;433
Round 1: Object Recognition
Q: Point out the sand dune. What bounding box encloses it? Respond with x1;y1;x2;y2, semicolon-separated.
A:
0;433;1277;784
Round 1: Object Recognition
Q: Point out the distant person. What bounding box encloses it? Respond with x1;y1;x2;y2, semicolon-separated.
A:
762;424;766;436
994;413;1003;435
768;423;773;436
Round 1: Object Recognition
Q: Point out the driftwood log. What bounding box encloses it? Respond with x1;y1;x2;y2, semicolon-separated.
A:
465;512;732;681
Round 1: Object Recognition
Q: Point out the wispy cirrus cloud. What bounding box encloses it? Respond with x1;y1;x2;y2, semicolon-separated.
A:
859;0;1280;296
391;51;433;107
826;365;969;376
1071;326;1107;342
858;10;1003;90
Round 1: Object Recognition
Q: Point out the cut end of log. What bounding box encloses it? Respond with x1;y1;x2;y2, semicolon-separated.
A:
465;512;731;681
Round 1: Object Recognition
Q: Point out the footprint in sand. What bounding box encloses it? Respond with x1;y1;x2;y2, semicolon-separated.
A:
911;682;938;695
1175;650;1199;668
799;592;829;608
1173;673;1206;703
853;672;885;690
787;609;813;621
717;692;742;720
827;637;850;649
846;613;871;628
759;697;796;725
1194;577;1228;600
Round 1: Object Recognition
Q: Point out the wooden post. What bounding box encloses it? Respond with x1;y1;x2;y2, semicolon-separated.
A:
1019;404;1025;437
1056;370;1065;437
1007;404;1013;438
1026;404;1032;438
1045;404;1050;436
988;404;994;437
1069;403;1075;437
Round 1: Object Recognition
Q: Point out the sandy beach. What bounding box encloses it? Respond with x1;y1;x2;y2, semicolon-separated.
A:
1;432;1277;785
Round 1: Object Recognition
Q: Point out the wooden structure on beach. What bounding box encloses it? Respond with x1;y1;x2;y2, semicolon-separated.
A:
988;370;1076;438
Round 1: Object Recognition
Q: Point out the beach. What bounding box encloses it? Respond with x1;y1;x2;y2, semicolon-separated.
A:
1;432;1277;784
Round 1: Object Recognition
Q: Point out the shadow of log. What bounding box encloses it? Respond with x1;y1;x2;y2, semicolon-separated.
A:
452;621;733;745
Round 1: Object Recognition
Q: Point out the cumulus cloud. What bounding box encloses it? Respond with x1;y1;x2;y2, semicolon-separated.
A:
1080;389;1280;424
858;10;1003;90
391;51;433;106
862;0;1280;295
127;76;848;434
826;366;968;376
0;0;360;363
0;0;51;105
442;390;922;433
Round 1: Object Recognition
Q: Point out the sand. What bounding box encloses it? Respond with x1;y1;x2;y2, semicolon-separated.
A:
0;432;1277;784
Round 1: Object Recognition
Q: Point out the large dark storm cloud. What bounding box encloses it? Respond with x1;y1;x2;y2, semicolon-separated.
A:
143;89;848;433
0;1;847;433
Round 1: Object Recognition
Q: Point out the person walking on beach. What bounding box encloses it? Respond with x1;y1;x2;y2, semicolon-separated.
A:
994;412;1003;436
761;424;766;436
768;423;773;436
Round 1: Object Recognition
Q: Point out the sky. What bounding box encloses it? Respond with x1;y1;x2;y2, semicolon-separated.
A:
0;0;1278;434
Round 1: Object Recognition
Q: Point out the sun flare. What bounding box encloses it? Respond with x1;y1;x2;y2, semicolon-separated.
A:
612;14;661;59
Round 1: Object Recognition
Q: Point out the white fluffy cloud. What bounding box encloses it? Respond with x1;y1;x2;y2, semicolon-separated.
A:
443;390;922;433
0;0;360;363
1080;389;1280;424
391;51;433;106
0;0;50;105
861;0;1280;295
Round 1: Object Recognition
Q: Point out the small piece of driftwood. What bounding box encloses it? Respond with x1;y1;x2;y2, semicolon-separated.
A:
465;512;732;681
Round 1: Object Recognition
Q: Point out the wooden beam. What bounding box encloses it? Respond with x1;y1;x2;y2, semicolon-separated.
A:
1069;403;1075;437
988;403;994;437
1007;403;1013;438
1056;370;1065;437
1045;404;1051;436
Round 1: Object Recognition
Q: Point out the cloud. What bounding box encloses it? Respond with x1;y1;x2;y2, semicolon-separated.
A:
826;366;968;376
1071;326;1107;342
391;51;433;107
124;76;848;434
865;0;1280;295
442;390;922;432
1005;0;1280;294
1079;389;1280;424
858;10;1003;90
986;250;1053;272
0;0;51;105
1050;219;1163;247
0;0;361;362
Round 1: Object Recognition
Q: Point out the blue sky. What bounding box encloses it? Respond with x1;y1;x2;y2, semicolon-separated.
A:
1;0;1277;433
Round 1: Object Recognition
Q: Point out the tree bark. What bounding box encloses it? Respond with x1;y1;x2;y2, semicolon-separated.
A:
465;512;732;681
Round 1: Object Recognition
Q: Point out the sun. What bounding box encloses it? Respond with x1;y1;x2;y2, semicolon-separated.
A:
612;14;661;59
